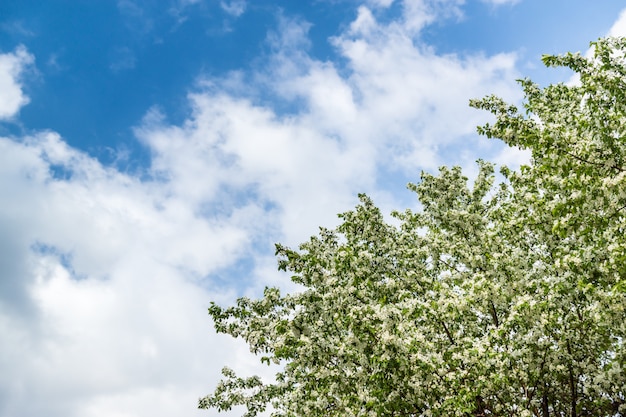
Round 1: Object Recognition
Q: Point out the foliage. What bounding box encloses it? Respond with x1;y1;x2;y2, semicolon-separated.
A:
199;37;626;417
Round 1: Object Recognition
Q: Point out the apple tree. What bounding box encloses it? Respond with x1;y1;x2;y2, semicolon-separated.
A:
200;37;626;417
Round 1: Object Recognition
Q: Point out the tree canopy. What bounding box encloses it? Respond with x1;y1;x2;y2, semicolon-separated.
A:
199;37;626;417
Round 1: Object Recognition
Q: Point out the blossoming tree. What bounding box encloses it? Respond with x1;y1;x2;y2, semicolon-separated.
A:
200;37;626;417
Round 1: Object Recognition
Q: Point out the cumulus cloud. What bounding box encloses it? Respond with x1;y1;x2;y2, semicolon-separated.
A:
0;45;34;120
259;10;520;174
0;2;533;417
0;131;262;417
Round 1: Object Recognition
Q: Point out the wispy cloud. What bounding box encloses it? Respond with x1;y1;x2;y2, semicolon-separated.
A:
0;20;36;38
117;0;156;35
109;46;137;72
220;0;247;17
480;0;521;6
0;45;34;120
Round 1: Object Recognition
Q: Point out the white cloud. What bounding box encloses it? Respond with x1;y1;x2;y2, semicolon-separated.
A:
402;0;465;33
492;145;532;169
350;6;378;35
220;0;246;17
0;20;36;38
608;7;626;37
109;46;137;72
365;0;394;7
0;45;34;120
0;130;266;417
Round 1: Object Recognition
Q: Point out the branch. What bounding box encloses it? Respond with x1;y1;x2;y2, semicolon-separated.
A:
557;146;625;173
489;300;500;328
439;319;455;345
566;341;578;417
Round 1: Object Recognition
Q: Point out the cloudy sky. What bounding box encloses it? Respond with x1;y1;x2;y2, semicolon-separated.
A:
1;1;625;416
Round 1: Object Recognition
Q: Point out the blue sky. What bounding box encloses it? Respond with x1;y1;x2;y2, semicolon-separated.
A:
1;1;625;416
